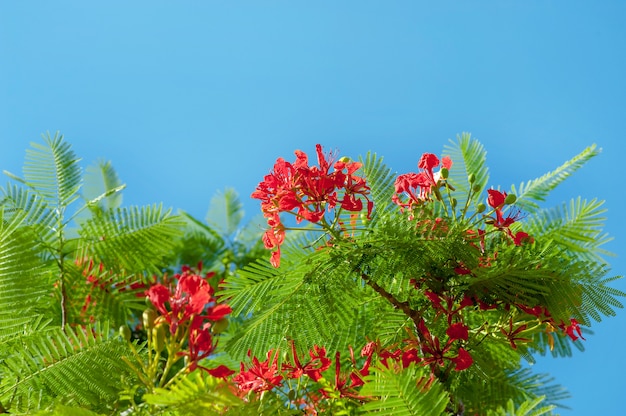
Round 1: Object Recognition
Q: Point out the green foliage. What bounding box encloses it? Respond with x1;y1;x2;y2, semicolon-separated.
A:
511;144;600;214
486;396;557;416
223;134;623;414
0;134;183;413
143;371;241;415
0;133;622;415
360;365;450;415
443;132;490;208
0;323;138;413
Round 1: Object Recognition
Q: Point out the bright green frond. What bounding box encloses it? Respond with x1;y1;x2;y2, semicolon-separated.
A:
143;371;241;415
443;132;490;208
512;144;599;213
360;152;396;221
19;132;83;210
205;187;244;237
361;365;450;415
0;324;137;413
1;184;56;241
460;368;569;413
487;396;556;416
527;198;612;262
78;204;184;273
0;205;53;313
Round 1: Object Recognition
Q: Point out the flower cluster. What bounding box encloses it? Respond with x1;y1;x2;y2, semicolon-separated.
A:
249;146;591;409
392;152;453;211
251;144;372;267
233;341;375;413
143;264;234;377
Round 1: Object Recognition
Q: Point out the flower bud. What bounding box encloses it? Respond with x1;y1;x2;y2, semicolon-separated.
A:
339;156;350;164
119;325;131;341
476;203;486;213
472;184;482;193
152;325;166;353
288;389;296;401
451;198;457;208
142;308;157;331
504;194;517;205
468;173;476;184
440;167;449;179
212;318;229;334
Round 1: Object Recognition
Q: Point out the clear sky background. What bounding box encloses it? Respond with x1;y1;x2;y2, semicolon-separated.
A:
1;2;625;414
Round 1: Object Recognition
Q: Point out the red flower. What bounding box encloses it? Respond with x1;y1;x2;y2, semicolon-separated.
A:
487;189;507;210
182;317;215;371
560;318;585;341
145;270;222;334
446;322;469;341
401;348;421;368
234;350;284;393
513;231;533;246
205;364;235;378
501;318;532;349
450;348;473;371
253;144;372;267
283;342;332;381
393;153;452;210
325;351;369;401
486;189;532;245
486;189;516;228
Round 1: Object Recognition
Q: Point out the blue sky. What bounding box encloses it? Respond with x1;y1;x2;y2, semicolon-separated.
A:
1;2;625;413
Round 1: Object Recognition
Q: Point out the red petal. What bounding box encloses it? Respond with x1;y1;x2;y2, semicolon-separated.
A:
207;365;235;378
418;153;440;170
451;348;473;371
487;189;506;208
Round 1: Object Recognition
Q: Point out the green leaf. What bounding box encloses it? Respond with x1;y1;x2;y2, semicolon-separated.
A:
0;324;137;413
206;187;244;237
443;132;490;209
83;159;125;213
21;132;83;210
360;365;450;415
511;144;599;214
143;371;241;415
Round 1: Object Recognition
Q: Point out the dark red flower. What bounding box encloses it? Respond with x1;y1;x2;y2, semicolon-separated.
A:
205;364;235;378
513;231;533;246
446;323;469;341
561;318;585;341
450;348;473;371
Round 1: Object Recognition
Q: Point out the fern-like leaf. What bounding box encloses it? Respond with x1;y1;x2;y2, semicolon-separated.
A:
527;198;612;263
486;396;556;416
205;187;244;237
360;364;450;415
0;203;53;313
443;132;490;209
83;159;125;214
78;204;184;274
0;324;137;413
360;151;397;221
511;144;599;213
8;132;83;210
143;371;241;415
